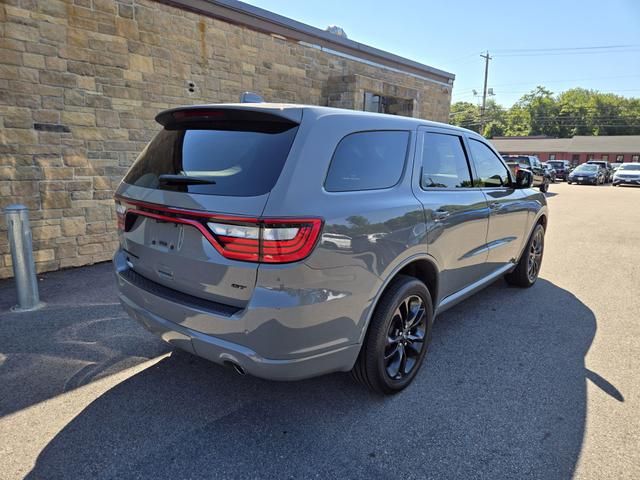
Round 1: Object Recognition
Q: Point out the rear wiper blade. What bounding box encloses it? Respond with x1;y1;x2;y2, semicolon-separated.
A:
158;174;216;185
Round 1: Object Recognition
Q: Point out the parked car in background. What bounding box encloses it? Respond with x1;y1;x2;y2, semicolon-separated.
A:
113;103;548;394
586;160;613;183
542;162;556;183
612;163;640;186
611;162;623;172
568;164;605;185
502;155;550;192
547;160;572;181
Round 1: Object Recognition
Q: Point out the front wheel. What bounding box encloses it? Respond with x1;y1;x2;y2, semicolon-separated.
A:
351;275;433;394
540;180;549;193
505;224;545;288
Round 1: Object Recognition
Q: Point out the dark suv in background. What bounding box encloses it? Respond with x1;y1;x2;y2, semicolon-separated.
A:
114;104;548;394
502;155;550;192
547;160;572;181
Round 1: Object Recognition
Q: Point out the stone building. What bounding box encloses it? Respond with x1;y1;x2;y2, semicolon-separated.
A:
0;0;455;278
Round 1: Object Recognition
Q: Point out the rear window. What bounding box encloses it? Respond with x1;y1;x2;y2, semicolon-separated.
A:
503;155;531;167
325;131;409;192
123;124;298;196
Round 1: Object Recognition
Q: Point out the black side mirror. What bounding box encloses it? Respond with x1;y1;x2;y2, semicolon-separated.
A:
514;169;533;189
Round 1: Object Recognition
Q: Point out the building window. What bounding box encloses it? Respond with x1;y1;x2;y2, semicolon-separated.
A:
616;154;624;162
602;154;609;161
632;155;639;162
548;154;556;160
571;154;580;165
587;154;594;161
363;92;413;117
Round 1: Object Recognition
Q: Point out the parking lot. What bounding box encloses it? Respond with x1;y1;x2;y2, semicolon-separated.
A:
0;181;638;480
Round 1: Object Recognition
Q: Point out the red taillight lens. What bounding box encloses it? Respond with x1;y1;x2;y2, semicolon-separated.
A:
208;219;322;263
114;197;322;264
115;202;127;231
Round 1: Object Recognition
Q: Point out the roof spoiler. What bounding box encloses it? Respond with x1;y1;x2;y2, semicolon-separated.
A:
155;104;302;128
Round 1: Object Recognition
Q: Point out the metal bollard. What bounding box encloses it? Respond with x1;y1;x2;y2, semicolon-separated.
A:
4;205;43;311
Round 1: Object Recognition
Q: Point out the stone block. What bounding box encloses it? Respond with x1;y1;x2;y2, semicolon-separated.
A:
41;191;71;209
62;217;86;236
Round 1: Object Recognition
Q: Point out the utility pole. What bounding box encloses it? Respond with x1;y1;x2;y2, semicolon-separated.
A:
480;51;492;134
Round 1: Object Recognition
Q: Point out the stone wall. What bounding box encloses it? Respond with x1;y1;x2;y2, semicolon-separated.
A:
0;0;452;278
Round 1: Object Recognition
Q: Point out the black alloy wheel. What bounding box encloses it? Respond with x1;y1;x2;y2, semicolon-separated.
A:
351;275;433;394
527;227;544;283
505;223;545;288
384;295;427;380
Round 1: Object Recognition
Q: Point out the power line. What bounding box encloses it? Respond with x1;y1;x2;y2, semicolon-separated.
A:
495;49;640;58
492;44;640;53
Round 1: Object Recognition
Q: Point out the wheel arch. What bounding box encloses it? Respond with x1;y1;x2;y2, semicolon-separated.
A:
357;254;439;344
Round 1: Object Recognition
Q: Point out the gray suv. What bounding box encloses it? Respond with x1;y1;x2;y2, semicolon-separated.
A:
114;104;548;394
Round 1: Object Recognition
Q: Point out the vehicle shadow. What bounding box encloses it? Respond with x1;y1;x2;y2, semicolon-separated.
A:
0;263;170;418
24;278;612;479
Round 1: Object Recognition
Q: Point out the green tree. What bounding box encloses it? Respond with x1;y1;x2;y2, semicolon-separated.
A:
450;87;640;138
449;101;481;132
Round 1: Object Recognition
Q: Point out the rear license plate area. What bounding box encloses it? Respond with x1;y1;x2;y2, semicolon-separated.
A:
146;219;183;252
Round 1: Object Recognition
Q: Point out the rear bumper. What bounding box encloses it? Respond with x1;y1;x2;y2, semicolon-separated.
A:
113;250;362;380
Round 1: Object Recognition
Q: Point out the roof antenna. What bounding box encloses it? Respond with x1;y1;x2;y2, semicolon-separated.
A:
239;91;264;103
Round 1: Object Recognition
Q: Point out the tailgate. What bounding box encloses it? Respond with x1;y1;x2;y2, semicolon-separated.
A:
114;106;301;308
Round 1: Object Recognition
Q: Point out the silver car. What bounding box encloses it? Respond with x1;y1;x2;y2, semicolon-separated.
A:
114;104;548;393
612;163;640;186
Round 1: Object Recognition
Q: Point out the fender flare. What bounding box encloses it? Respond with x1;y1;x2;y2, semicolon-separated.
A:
356;253;440;344
515;207;549;263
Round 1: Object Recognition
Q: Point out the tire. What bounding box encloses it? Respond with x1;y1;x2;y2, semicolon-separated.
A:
351;275;434;394
540;180;548;193
505;224;545;288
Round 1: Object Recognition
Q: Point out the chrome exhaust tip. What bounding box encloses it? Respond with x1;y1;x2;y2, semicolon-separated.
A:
224;360;246;376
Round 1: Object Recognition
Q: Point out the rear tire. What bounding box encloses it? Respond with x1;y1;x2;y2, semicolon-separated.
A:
505;224;545;288
351;275;433;394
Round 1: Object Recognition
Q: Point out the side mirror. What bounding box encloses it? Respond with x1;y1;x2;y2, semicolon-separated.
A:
514;169;533;189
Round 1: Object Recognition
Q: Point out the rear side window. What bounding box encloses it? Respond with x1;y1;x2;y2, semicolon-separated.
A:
421;132;472;188
325;131;409;192
469;139;510;187
123;124;298;196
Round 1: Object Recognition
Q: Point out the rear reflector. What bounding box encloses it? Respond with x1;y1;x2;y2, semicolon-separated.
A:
115;197;322;264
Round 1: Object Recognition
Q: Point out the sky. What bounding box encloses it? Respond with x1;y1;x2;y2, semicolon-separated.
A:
243;0;640;107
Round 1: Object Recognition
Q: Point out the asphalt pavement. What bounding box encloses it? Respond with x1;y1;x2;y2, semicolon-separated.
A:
0;182;638;479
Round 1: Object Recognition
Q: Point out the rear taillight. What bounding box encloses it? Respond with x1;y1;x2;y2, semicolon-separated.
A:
208;218;322;263
115;197;322;264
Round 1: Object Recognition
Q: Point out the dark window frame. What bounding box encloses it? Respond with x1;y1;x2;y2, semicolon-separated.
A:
632;154;639;162
323;129;411;193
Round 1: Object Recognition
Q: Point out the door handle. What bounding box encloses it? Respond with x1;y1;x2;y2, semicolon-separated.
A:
433;209;450;221
489;202;501;210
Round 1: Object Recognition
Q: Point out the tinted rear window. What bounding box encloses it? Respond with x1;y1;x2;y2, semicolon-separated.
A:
123;124;298;196
325;131;409;192
503;155;531;166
